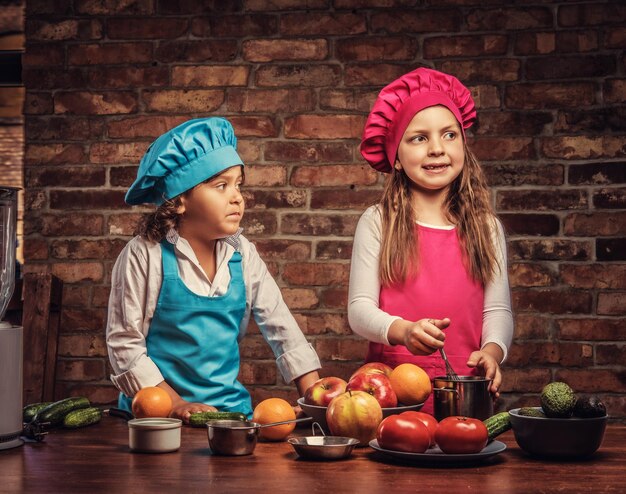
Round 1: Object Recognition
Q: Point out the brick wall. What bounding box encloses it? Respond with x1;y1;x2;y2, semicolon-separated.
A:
23;1;625;418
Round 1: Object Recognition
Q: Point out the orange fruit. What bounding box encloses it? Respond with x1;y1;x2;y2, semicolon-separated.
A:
389;363;432;405
252;398;296;441
131;386;173;418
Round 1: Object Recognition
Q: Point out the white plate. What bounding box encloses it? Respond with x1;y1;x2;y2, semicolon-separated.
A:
369;439;506;464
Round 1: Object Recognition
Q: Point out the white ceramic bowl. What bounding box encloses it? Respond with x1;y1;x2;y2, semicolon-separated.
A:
297;397;423;432
128;418;182;453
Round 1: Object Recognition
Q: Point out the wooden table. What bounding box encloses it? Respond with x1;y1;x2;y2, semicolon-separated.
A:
3;416;625;493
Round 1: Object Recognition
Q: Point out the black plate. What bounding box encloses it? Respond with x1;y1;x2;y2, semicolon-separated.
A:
369;439;506;464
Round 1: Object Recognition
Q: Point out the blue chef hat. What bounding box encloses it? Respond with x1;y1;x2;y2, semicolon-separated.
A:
125;117;244;205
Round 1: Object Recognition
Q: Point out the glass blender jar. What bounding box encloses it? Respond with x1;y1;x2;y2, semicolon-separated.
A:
0;186;23;449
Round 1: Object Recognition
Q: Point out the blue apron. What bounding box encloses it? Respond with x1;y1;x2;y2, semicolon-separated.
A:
118;240;252;417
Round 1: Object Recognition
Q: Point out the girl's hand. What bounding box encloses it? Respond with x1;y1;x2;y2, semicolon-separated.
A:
402;317;450;356
169;400;218;424
466;350;501;398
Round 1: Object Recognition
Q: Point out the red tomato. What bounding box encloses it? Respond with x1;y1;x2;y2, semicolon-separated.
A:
400;411;438;447
376;415;430;453
435;416;488;454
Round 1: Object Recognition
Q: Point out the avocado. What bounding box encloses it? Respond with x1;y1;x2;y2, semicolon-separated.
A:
540;381;577;418
518;407;546;418
573;395;607;418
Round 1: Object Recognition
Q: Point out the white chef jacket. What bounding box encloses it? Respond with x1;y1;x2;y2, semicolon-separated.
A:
106;229;321;398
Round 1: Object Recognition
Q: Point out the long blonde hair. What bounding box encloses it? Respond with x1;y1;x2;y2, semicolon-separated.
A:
378;143;500;286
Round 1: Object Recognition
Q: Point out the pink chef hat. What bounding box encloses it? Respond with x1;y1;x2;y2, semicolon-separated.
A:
360;67;477;173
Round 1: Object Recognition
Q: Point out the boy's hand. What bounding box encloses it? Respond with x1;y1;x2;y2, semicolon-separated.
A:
169;400;217;424
466;350;502;398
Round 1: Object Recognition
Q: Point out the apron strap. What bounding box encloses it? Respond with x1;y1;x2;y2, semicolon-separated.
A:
160;240;179;280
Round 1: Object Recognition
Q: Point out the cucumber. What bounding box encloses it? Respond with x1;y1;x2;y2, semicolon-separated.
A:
23;402;54;423
33;397;91;427
484;412;512;440
188;411;247;427
63;407;102;428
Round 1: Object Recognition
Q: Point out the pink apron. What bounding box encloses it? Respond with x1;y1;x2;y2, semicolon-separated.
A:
365;224;484;415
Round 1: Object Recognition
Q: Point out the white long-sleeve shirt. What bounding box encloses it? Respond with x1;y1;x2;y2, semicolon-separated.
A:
348;205;514;361
106;230;321;398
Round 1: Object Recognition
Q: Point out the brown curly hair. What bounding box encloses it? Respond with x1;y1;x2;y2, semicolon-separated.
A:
134;196;184;243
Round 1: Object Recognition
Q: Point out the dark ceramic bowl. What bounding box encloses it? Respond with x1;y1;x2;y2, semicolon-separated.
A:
509;407;607;459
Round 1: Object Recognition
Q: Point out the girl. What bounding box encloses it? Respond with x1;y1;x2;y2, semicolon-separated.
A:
349;67;514;414
106;117;321;422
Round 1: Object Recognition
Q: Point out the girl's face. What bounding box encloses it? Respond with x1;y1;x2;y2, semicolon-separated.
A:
395;105;465;194
178;165;244;241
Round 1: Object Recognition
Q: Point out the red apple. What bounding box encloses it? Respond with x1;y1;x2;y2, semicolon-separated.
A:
326;390;383;446
349;362;393;381
346;372;398;408
303;376;348;406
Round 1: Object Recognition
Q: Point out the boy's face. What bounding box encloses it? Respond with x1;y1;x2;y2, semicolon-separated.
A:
178;165;244;241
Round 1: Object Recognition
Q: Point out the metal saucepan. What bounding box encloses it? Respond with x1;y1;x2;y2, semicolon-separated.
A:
433;375;493;421
207;417;312;456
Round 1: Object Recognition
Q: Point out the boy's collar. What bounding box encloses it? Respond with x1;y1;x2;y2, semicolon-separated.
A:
165;228;243;250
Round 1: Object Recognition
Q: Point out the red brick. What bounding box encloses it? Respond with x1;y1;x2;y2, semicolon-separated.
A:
371;9;461;33
254;240;311;261
282;263;349;286
75;0;153;15
594;188;626;209
515;30;599;55
560;264;626;290
110;166;139;187
26;166;104;188
344;64;414;87
239;335;275;360
67;43;152;65
564;212;626;236
555;108;626;134
336;36;417;61
249;388;300;407
605;79;626;105
310;189;382;211
56;358;105;381
483;163;564;187
466;7;552;30
424;35;507;58
51;262;104;282
596;344;626;366
509;263;556;288
605;27;626;49
505;82;595;109
158;0;240;14
512;289;592;314
92;286;111;308
320;287;348;309
107;17;187;39
23;238;48;260
229;116;277;137
541;136;626;160
172;65;249;87
242;165;285;187
90;141;148;164
240;211;278;236
107;116;188;139
264;141;353;163
284;115;365;139
51;238;127;260
469;85;501;109
239;140;262;163
58;334;108;358
54;383;120;406
496;189;588;211
155;39;238;63
281;288;319;310
227;88;315;112
40;213;104;236
54;91;137;115
558;342;595;367
527;55;615;80
108;213;144;236
597;238;626;262
558;318;625;341
598;292;626;316
238;361;277;386
245;0;328;9
473;111;551;136
280;13;366;35
509;239;591;261
243;190;307;209
440;59;520;82
26;19;102;41
319;89;379;112
569;163;626;185
554;369;626;393
291;165;377;187
514;314;553;340
24;92;53;115
315;337;369;361
469;137;534;161
558;3;626;27
62;285;91;307
281;213;359;236
24;190;47;211
195;14;277;38
294;312;351;336
315;241;353;261
26;117;104;140
22;66;84;90
498;369;551;393
87;66;168;89
22;43;64;67
142;89;224;112
256;64;341;87
50;190;127;210
24;143;86;165
499;214;560;236
243;39;327;62
506;342;559;367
